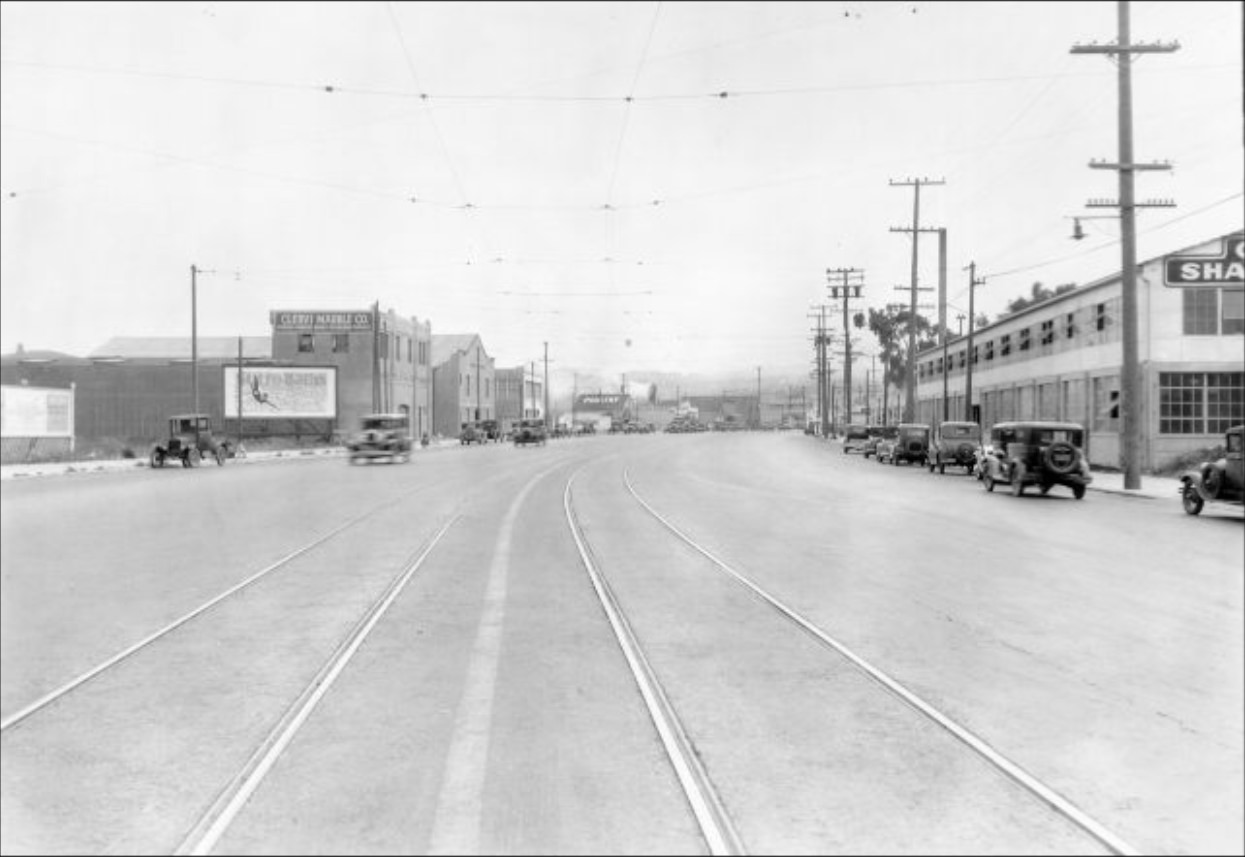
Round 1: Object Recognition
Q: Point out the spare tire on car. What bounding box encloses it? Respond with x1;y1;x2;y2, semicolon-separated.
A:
1043;441;1077;475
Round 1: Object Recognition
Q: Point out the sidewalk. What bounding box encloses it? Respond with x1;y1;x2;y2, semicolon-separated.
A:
0;436;479;481
1085;468;1184;505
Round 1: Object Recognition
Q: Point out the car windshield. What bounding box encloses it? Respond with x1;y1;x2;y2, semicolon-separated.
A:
363;418;404;431
1229;433;1242;453
941;424;980;439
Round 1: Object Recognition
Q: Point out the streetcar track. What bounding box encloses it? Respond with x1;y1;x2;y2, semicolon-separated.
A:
175;513;459;856
0;482;435;733
563;465;746;857
620;466;1140;857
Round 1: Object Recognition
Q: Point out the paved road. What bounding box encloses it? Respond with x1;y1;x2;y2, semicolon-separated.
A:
2;433;1241;854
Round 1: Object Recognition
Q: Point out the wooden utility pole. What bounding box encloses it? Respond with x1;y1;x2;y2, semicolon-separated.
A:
1072;2;1178;489
889;178;944;422
826;267;865;425
809;305;833;437
964;263;985;423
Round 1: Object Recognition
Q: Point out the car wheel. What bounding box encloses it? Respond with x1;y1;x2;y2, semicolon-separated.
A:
1011;464;1025;496
150;449;164;469
188;448;202;468
1202;465;1223;499
1040;482;1052;495
1073;483;1087;501
984;472;995;492
216;447;227;466
1181;482;1204;515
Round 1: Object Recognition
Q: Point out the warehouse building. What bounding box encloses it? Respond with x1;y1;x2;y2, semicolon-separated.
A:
914;231;1243;470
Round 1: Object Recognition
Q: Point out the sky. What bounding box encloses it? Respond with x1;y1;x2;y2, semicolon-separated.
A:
2;1;1242;392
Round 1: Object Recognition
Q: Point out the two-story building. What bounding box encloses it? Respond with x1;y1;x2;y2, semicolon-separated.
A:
914;231;1243;470
431;334;495;437
494;366;543;435
270;307;432;440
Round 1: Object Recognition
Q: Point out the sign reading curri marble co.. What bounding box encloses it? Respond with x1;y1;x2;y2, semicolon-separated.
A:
270;310;375;330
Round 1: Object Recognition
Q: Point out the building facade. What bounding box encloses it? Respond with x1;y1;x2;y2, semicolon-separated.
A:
494;366;543;434
431;334;495;437
914;231;1244;470
270;308;432;440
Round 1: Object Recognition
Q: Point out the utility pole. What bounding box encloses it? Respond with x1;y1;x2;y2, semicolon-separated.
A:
937;228;949;424
1072;2;1178;489
956;314;965;337
543;341;549;431
755;365;761;429
809;305;832;437
190;265;199;433
964;262;985;423
889;177;945;422
826;267;865;425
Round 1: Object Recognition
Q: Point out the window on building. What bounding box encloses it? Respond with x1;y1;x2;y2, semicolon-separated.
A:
1222;289;1244;335
1093;375;1120;432
972;345;979;365
1019;328;1031;352
1095;303;1108;332
1065;312;1076;339
298;334;314;353
1040;319;1054;346
1165;372;1245;434
958;349;967;369
1182;289;1219;335
999;334;1011;357
984;340;994;361
1208;372;1245;432
331;334;349;353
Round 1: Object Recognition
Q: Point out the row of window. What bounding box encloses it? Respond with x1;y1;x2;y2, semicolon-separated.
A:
917;288;1243;381
920;372;1243;436
295;332;430;364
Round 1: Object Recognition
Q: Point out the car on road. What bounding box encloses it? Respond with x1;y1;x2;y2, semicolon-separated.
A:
862;425;896;459
514;419;547;446
459;422;486;445
478;419;503;442
1179;425;1244;516
878;423;929;466
980;421;1092;499
346;413;412;464
842;423;871;454
150;414;232;468
928;421;982;475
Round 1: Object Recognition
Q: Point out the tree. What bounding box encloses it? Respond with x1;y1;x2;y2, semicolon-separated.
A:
868;306;938;423
999;281;1077;319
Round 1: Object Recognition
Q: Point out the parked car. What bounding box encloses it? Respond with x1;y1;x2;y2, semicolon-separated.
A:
459;422;486;445
1179;425;1244;516
514;419;547;446
150;414;231;468
479;419;502;442
878;423;930;466
980;421;1092;499
862;425;897;459
842;423;871;454
346;413;412;464
928;421;982;475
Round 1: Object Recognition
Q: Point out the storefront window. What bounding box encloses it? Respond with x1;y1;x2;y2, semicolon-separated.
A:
1182;289;1219;335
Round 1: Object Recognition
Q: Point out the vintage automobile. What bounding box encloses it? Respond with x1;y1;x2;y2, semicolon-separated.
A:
878;423;930;466
150;414;231;468
346;413;412;464
1179;424;1244;516
980;421;1092;499
479;419;503;442
862;425;897;459
928;421;982;475
514;418;547;446
842;423;871;454
459;422;486;445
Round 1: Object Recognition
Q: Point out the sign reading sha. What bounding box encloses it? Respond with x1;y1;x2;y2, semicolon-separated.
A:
1163;236;1244;287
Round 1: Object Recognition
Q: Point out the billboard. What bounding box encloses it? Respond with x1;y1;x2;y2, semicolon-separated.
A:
1;385;74;437
223;366;337;419
1163;236;1244;287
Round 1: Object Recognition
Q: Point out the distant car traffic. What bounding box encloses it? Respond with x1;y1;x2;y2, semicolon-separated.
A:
862;425;896;459
346;413;412;464
842;424;871;454
1179;425;1244;515
459;422;486;445
514;419;547;446
878;423;929;466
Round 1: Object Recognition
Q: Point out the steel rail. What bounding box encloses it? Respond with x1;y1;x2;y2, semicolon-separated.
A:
0;484;430;733
622;467;1141;857
563;468;746;857
175;514;459;856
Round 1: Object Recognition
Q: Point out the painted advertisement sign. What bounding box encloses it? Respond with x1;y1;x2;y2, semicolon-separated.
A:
269;310;375;331
0;385;73;437
1163;236;1244;287
223;367;337;419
